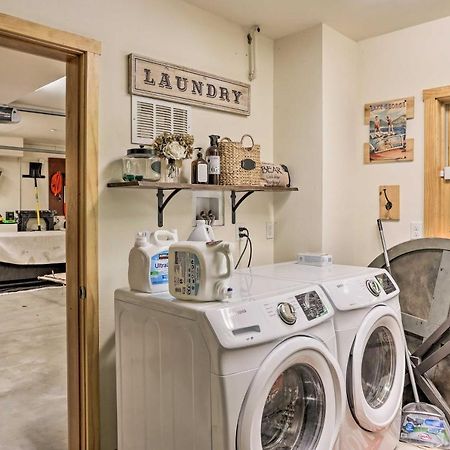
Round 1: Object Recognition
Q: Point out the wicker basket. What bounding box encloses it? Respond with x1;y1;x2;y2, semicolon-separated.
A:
219;134;262;186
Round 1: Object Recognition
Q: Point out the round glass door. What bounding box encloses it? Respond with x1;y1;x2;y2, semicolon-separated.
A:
361;326;396;409
348;306;405;432
237;337;345;450
261;364;325;449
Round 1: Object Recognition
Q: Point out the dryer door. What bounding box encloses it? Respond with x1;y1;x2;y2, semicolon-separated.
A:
237;336;345;450
348;305;405;432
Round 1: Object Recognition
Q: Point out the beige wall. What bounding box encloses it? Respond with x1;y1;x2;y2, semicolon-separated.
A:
354;16;450;264
275;18;450;266
273;25;323;261
0;1;275;447
322;25;361;263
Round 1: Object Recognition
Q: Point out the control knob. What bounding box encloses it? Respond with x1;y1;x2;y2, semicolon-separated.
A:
366;279;381;297
277;302;297;325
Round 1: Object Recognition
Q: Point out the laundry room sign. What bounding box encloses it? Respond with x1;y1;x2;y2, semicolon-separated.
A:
129;54;250;115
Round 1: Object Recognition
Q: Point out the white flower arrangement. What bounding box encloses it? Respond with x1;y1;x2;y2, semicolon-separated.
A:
154;132;194;161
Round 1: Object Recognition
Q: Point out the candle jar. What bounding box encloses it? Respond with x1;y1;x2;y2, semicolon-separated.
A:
122;146;161;182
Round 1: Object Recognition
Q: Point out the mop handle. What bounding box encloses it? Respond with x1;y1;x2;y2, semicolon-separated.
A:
377;219;391;274
376;219;419;402
34;178;41;231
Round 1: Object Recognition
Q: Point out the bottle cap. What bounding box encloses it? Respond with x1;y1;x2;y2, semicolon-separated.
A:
209;135;220;146
135;231;148;247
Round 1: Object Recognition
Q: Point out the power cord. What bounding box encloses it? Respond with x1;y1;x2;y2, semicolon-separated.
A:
234;227;253;269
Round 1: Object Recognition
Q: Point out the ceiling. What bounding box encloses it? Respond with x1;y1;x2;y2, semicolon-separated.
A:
183;0;450;40
0;47;65;147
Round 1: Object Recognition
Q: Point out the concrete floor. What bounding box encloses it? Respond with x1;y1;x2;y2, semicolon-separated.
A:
398;444;438;449
0;287;67;450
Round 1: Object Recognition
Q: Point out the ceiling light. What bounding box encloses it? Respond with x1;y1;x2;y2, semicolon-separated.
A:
49;128;57;132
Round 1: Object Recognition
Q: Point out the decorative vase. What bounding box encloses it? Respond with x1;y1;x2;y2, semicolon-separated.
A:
165;158;181;183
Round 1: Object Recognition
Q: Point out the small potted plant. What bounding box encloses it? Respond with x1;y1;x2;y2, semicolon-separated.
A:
154;132;194;183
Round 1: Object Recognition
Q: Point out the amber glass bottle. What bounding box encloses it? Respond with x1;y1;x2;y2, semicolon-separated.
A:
191;147;208;184
206;135;220;185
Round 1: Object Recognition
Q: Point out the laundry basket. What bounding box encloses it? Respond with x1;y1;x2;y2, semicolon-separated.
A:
219;134;262;186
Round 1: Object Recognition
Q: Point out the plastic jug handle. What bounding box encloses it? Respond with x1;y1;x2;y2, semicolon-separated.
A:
217;243;234;279
153;229;177;244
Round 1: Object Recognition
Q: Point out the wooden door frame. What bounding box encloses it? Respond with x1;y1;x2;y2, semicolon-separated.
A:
0;13;101;450
424;85;450;237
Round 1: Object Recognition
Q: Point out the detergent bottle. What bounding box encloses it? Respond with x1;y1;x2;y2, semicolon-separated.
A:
128;229;178;293
169;240;234;301
188;219;215;242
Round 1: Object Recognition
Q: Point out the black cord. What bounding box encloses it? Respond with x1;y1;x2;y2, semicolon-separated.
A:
235;235;249;269
247;236;253;267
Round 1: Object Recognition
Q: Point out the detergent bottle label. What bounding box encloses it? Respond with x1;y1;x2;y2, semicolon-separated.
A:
173;251;200;296
150;250;169;285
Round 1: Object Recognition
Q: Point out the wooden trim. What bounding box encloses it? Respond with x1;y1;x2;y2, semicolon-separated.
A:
78;51;100;450
424;93;447;236
0;13;100;450
423;85;450;101
0;13;101;55
364;96;414;125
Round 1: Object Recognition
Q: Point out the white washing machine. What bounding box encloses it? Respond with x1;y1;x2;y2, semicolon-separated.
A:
239;263;405;450
115;272;345;450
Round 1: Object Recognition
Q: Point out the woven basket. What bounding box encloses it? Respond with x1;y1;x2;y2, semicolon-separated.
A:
219;134;262;186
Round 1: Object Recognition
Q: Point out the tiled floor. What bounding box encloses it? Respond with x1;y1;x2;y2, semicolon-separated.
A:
0;287;67;449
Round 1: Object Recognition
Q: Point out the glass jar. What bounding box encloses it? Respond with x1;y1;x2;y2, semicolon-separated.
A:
122;146;161;182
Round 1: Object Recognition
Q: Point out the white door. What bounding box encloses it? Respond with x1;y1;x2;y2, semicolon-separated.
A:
237;336;345;450
347;305;405;431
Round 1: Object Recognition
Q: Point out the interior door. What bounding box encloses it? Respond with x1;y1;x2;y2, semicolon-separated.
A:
237;336;344;450
423;86;450;237
347;305;405;431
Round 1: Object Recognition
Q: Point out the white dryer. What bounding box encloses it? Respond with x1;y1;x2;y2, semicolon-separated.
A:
115;272;345;450
239;263;405;450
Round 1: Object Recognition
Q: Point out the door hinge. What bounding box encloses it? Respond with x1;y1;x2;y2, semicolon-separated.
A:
79;286;87;300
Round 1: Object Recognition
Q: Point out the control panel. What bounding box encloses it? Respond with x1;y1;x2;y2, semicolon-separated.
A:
321;269;399;311
375;272;397;294
295;290;328;321
205;285;334;349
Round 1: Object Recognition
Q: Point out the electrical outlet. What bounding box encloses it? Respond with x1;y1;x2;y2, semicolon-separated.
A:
235;223;246;240
266;222;274;240
410;221;423;240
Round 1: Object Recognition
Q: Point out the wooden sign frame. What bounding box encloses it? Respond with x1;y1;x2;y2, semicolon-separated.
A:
129;54;251;116
364;96;415;164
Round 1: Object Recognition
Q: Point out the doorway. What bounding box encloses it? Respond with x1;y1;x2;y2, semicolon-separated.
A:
0;13;100;450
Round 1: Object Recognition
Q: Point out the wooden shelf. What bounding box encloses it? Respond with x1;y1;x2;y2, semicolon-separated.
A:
107;181;298;192
107;181;299;226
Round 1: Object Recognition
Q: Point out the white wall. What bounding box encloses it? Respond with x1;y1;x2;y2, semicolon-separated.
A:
0;2;275;447
0;137;23;217
275;18;450;267
322;25;361;263
273;25;323;261
354;16;450;264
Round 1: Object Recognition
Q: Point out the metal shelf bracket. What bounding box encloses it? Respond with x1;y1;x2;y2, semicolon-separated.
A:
230;190;255;224
157;188;182;227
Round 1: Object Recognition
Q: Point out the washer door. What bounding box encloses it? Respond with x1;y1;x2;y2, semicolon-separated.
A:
347;305;405;432
237;337;345;450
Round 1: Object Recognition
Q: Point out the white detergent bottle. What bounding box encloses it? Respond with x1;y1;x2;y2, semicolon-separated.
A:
128;229;178;293
169;240;234;301
188;219;215;241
